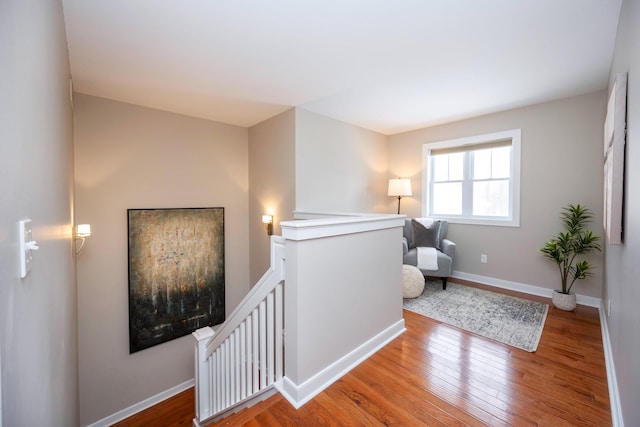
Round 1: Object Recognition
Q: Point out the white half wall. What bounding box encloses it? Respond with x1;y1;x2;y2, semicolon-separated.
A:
281;214;405;406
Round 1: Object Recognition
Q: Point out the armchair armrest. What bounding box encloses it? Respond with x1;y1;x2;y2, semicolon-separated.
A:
440;239;456;259
402;237;409;255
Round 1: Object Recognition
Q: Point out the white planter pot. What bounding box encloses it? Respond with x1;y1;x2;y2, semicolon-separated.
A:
552;290;576;311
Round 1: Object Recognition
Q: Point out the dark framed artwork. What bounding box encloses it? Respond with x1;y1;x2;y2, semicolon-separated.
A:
128;207;225;353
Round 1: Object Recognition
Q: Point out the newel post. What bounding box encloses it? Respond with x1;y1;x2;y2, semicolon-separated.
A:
193;326;215;424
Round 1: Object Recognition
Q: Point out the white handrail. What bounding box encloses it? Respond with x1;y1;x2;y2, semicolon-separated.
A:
193;236;285;426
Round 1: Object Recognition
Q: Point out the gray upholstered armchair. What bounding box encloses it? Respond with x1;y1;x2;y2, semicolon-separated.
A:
402;218;456;289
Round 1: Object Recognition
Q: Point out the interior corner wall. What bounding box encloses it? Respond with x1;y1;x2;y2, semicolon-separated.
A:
0;0;78;425
388;91;606;298
248;108;296;285
73;94;249;425
294;108;389;214
604;0;640;424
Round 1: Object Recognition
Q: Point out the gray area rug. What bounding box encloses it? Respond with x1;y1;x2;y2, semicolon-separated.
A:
403;281;548;352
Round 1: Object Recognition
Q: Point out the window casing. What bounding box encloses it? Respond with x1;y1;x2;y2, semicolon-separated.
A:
423;129;521;227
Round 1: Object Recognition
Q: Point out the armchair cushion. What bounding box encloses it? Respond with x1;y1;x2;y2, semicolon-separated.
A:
411;219;440;248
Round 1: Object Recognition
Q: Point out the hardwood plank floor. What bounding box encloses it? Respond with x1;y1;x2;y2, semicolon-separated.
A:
113;282;611;426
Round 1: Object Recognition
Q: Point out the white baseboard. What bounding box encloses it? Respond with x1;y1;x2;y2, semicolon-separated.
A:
451;271;601;308
598;303;624;427
85;379;194;427
277;319;406;409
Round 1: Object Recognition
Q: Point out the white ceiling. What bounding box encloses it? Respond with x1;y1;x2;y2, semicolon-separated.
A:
62;0;622;135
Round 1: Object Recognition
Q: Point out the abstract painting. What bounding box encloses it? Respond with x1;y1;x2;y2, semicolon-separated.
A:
128;207;225;353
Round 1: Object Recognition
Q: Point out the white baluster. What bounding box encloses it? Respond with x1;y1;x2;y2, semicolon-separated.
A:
224;340;230;408
234;328;241;403
208;354;214;414
215;347;221;412
240;321;247;400
259;300;267;389
252;308;259;393
275;282;283;380
246;313;253;394
229;330;239;406
266;291;275;386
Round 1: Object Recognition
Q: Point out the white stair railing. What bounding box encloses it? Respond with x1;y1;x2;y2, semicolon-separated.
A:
193;213;405;425
193;236;285;426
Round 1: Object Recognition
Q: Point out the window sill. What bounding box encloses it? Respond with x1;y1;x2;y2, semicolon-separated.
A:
429;216;520;227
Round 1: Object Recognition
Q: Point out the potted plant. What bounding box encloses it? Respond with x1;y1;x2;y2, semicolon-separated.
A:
539;204;601;311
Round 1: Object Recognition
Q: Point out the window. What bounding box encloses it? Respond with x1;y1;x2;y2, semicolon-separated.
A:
423;129;521;227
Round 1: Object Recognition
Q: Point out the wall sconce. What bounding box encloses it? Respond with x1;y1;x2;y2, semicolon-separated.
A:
388;178;412;214
75;223;91;254
261;215;273;236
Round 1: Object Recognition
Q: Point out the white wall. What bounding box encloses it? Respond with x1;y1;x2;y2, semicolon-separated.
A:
295;109;389;214
605;0;640;424
0;0;78;425
248;109;296;285
389;91;606;297
73;94;249;425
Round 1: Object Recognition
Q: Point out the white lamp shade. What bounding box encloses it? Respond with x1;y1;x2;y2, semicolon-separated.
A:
388;178;412;197
76;224;91;236
262;215;273;224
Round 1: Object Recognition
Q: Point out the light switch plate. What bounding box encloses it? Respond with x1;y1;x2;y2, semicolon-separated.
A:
19;219;36;279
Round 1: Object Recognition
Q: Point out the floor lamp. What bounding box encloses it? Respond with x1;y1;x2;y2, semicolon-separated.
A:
388;178;412;214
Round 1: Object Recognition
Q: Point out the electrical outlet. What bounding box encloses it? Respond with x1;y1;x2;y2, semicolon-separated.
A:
480;254;487;263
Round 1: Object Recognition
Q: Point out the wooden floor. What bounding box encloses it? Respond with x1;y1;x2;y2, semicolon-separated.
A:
113;282;611;426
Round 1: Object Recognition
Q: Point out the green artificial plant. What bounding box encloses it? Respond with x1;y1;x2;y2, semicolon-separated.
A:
539;204;602;294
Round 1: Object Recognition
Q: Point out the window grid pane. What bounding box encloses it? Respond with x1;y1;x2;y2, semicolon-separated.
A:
449;153;464;180
432;182;462;215
473;149;491;180
473;180;510;217
432;155;449;182
492;147;511;178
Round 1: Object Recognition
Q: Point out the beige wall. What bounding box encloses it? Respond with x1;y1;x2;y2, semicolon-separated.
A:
605;0;640;424
248;109;296;284
248;108;390;285
0;0;78;425
73;94;249;425
295;109;389;214
389;91;606;297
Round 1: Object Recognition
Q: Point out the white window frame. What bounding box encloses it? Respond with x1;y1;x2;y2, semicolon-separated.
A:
423;129;521;227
